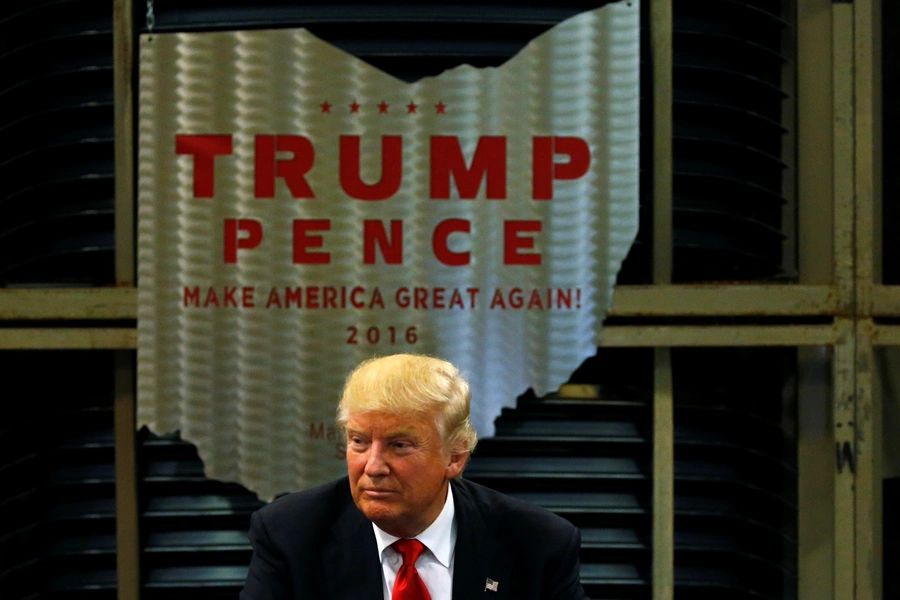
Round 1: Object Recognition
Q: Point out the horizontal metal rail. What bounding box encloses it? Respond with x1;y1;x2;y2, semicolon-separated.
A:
0;284;851;320
0;328;137;349
0;324;840;349
0;288;136;320
873;325;900;346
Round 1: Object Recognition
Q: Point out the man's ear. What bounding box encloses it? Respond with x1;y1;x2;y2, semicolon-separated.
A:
445;451;469;479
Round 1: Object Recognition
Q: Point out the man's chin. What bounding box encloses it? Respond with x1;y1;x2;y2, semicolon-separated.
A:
355;494;399;518
360;503;404;528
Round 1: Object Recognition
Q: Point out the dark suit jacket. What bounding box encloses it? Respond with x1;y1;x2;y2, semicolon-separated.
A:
240;477;588;600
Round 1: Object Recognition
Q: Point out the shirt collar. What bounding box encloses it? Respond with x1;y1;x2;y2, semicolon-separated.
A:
372;482;456;568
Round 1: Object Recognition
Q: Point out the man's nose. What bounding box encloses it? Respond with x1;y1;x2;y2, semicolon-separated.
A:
364;445;390;477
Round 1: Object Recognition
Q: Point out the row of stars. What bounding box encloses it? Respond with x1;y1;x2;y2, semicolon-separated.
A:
320;101;447;115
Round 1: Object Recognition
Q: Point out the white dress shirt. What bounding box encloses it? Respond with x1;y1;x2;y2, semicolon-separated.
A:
372;486;456;600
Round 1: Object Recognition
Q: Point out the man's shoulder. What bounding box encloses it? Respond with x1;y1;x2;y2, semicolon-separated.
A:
453;478;575;535
254;476;352;528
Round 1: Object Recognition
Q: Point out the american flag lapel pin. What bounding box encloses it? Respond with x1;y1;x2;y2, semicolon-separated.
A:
485;578;499;592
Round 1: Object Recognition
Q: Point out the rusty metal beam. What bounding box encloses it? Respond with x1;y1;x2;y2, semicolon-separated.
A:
114;351;140;600
0;329;138;349
597;324;837;347
0;324;843;350
853;0;882;597
872;286;900;316
608;285;837;317
0;284;847;321
651;0;673;289
652;347;674;600
0;288;137;320
798;0;836;285
873;326;900;347
855;319;881;600
114;0;141;595
832;317;856;600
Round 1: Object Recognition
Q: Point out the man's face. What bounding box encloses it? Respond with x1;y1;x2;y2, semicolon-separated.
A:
345;410;466;538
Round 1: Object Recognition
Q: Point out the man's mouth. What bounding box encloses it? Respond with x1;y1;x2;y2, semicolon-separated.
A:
362;488;398;498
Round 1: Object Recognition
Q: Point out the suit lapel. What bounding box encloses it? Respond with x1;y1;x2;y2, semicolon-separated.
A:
451;481;506;600
320;480;509;599
322;497;383;600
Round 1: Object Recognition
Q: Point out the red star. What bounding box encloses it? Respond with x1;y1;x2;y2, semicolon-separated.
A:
320;101;331;114
350;101;360;114
435;101;447;114
378;101;390;114
407;101;418;114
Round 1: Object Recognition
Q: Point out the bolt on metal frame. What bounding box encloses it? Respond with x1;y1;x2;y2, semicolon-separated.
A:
0;0;892;599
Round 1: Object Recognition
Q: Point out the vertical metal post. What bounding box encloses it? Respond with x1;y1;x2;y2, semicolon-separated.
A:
833;1;855;315
855;320;881;600
853;0;882;597
797;345;835;600
796;3;837;597
115;1;136;286
797;0;836;284
652;347;674;600
831;2;861;599
114;0;140;599
833;319;857;600
651;0;673;286
650;1;674;599
854;0;877;315
832;1;857;597
114;351;140;600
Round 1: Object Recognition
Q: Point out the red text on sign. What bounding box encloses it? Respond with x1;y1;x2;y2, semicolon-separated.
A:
222;219;543;265
255;135;315;198
430;136;506;199
175;134;233;198
175;134;589;200
532;136;591;200
224;219;263;264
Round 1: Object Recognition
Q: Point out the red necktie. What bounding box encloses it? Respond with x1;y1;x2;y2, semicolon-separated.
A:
391;539;432;600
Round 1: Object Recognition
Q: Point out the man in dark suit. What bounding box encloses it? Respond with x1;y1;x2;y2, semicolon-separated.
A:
240;354;588;600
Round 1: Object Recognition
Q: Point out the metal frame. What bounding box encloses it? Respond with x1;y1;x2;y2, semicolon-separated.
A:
833;4;858;597
853;0;883;597
113;1;140;599
0;284;847;320
0;0;889;599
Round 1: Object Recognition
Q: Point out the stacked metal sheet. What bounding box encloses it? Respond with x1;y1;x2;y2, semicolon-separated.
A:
0;2;116;286
670;0;790;281
622;0;791;282
139;431;265;599
467;392;654;599
669;347;797;600
0;351;118;600
469;347;797;599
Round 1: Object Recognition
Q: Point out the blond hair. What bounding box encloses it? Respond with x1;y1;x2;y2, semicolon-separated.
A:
337;354;478;455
